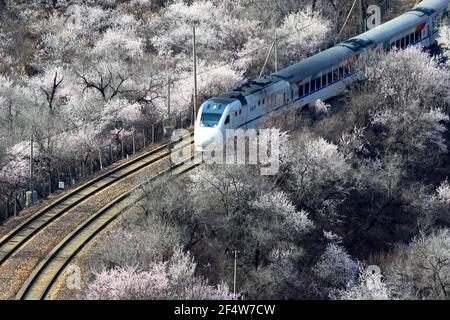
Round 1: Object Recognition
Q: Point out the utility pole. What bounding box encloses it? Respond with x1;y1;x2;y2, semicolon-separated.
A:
29;132;34;203
167;75;171;125
339;0;358;39
142;129;146;148
233;250;238;295
258;19;278;78
358;0;364;33
98;147;103;170
274;30;278;72
273;18;278;72
259;39;276;78
335;9;341;43
192;25;198;127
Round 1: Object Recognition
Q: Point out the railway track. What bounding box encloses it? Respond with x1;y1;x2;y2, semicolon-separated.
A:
0;132;193;271
16;153;201;300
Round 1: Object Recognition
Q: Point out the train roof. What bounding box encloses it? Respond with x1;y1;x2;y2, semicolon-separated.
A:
357;0;448;44
358;12;427;44
272;46;354;83
413;0;449;14
212;0;449;103
216;75;282;103
272;0;450;84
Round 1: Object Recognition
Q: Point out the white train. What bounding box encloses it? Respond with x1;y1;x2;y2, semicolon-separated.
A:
194;0;449;151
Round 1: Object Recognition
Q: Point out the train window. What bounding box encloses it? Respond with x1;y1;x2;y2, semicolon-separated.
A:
400;37;405;48
405;35;410;47
201;113;222;127
390;42;396;50
316;78;321;89
305;83;310;94
396;39;400;48
311;80;316;92
239;110;241;115
410;33;414;44
339;67;344;78
224;115;230;125
258;100;260;106
291;89;294;100
322;74;327;86
333;69;339;81
263;99;265;105
235;111;237;116
345;66;350;75
299;84;304;97
328;72;332;84
415;30;422;41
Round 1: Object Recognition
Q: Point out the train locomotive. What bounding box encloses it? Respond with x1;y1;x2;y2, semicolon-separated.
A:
194;0;449;151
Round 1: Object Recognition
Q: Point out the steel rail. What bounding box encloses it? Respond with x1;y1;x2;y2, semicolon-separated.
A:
0;132;194;268
16;153;202;300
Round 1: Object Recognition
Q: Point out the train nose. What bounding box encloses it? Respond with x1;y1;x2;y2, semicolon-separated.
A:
194;127;218;151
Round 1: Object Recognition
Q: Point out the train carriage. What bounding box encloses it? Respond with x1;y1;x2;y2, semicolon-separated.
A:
194;0;450;151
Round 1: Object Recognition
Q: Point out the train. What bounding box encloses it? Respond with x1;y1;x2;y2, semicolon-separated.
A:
194;0;449;151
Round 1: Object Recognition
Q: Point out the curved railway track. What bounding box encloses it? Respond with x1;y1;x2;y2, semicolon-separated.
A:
16;154;201;300
0;132;193;270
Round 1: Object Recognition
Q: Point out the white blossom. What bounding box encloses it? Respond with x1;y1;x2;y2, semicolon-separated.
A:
333;267;391;300
313;243;361;289
438;25;450;58
252;191;314;234
437;180;450;204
